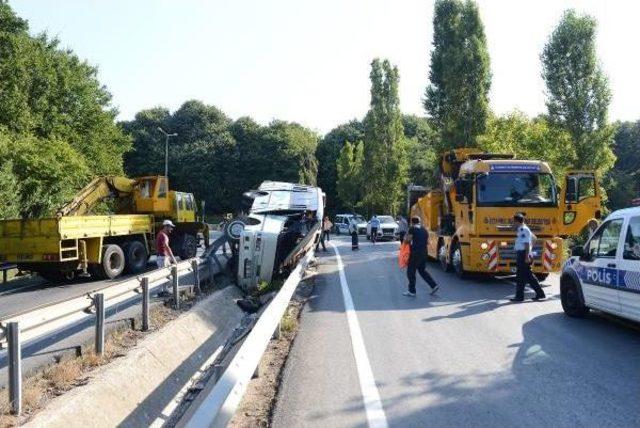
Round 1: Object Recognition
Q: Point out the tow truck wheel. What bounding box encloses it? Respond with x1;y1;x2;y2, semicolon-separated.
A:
438;243;451;272
177;233;198;259
452;242;469;279
92;244;125;280
560;276;590;318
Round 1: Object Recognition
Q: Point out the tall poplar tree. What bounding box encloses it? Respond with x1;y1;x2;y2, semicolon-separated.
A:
541;9;615;173
362;59;408;215
424;0;491;149
336;141;364;211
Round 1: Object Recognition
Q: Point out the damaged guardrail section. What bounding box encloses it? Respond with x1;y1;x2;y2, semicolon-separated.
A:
179;250;314;428
0;257;217;416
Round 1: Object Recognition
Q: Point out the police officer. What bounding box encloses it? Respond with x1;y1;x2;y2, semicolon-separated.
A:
511;213;546;302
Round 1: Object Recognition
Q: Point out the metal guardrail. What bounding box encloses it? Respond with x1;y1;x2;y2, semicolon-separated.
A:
179;250;314;428
0;256;220;415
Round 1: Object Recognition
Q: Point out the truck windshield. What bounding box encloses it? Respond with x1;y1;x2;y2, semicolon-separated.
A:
477;173;557;206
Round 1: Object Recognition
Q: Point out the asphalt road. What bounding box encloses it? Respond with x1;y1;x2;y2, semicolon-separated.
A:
273;236;640;427
0;232;225;318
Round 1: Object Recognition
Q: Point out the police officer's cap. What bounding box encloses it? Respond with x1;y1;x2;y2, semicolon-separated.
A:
513;213;525;222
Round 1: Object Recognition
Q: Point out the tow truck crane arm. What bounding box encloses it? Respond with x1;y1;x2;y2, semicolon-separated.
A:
56;176;137;217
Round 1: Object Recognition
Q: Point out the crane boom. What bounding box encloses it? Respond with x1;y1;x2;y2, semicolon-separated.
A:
56;176;137;217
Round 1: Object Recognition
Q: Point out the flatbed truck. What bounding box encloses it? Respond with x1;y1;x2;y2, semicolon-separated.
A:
0;176;209;281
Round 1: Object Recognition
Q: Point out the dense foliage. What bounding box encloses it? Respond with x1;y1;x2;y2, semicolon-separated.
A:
121;100;319;213
424;0;491;149
607;122;640;210
360;59;409;215
0;1;129;218
1;0;638;222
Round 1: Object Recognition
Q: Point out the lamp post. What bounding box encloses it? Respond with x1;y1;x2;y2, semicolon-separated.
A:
157;127;178;179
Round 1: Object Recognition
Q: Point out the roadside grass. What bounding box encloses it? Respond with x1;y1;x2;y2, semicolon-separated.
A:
280;308;298;333
0;280;214;425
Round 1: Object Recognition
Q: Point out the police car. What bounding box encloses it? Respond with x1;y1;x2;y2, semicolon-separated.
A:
561;206;640;321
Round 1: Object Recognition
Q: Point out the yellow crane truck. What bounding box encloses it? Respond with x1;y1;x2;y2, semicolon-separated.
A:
0;176;209;281
410;149;601;279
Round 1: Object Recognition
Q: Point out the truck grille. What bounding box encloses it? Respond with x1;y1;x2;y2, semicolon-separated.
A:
498;242;543;261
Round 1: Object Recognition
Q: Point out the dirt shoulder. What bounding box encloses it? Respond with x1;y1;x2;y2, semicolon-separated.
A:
229;265;316;428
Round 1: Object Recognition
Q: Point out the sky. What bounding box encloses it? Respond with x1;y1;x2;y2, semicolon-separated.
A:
9;0;640;134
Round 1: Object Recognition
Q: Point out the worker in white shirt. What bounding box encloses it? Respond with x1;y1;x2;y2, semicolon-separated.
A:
511;213;546;302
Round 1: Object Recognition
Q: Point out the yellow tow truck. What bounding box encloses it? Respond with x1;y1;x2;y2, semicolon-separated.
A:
410;149;602;279
0;176;209;281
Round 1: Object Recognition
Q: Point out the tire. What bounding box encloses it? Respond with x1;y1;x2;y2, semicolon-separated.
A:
560;276;590;317
123;240;148;274
451;242;469;279
177;233;198;260
438;242;451;272
535;273;550;282
92;244;125;280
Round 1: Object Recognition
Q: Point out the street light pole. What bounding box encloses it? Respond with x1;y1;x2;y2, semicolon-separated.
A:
157;127;178;179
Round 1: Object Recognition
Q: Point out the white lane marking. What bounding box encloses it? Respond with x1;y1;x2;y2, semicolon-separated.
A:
330;242;388;428
150;345;224;428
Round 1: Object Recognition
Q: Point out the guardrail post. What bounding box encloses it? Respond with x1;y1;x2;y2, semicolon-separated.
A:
8;322;22;415
192;259;201;296
95;293;105;355
141;277;150;332
172;265;179;310
2;269;7;284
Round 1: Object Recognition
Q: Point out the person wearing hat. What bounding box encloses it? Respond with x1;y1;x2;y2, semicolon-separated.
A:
511;213;546;302
156;219;178;269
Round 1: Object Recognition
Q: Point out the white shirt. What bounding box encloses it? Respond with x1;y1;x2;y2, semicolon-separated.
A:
514;224;533;251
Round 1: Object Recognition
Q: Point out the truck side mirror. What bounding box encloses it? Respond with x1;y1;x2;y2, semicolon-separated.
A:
565;177;578;203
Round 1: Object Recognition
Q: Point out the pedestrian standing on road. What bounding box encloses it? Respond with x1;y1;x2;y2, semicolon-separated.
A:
316;219;328;252
323;216;333;241
370;215;381;243
397;215;408;242
511;213;546;302
349;217;359;251
403;217;439;297
156;219;178;296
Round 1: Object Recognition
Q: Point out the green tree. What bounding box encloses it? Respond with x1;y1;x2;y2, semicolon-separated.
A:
403;115;438;187
0;131;89;218
0;2;129;218
336;141;364;211
362;59;409;215
121;107;171;178
424;0;491;149
260;121;319;186
541;9;615;173
606;121;640;210
478;111;575;177
0;2;130;175
316;120;365;211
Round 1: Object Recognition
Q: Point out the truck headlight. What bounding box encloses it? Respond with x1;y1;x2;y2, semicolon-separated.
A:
480;242;488;250
550;242;558;250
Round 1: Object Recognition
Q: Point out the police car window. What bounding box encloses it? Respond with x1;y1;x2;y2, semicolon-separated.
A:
589;219;622;258
623;216;640;261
